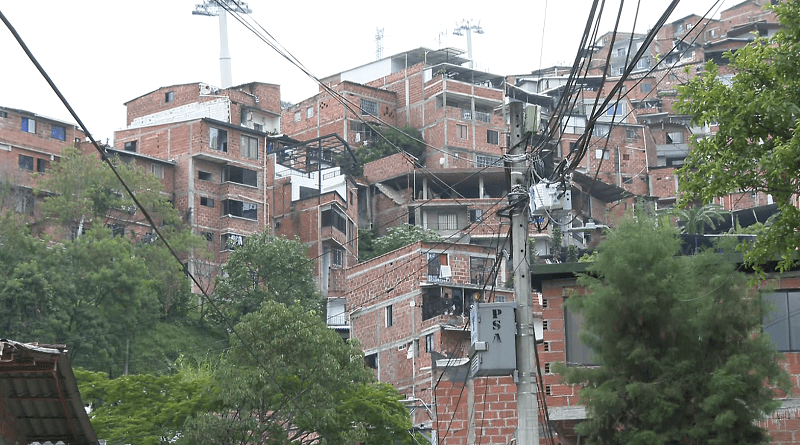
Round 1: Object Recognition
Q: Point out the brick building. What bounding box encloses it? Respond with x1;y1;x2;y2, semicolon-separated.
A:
346;240;515;445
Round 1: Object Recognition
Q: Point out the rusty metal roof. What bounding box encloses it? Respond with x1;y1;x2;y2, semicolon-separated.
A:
0;340;98;445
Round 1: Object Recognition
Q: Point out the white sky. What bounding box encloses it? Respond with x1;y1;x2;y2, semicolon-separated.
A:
1;0;725;143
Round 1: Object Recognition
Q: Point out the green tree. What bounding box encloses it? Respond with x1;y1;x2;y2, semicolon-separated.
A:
76;364;217;445
359;224;442;261
338;126;426;177
676;0;800;270
211;231;324;324
556;217;790;445
183;300;413;445
659;204;730;235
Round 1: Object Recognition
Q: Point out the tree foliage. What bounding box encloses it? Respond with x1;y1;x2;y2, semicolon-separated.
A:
557;217;790;445
77;365;217;445
211;231;324;324
183;300;413;445
676;0;800;270
359;224;442;261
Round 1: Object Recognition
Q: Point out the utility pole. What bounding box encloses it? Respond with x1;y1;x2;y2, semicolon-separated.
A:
508;100;539;445
192;0;252;88
452;19;484;68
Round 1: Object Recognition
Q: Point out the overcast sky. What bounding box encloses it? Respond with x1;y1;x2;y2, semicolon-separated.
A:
1;0;726;143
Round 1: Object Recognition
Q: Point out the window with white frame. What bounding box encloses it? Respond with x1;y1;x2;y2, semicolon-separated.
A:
595;149;610;160
425;333;435;352
294;110;301;122
385;305;393;327
427;252;451;282
605;103;625;116
21;118;36;134
487;129;499;145
438;213;457;231
306;106;314;119
221;233;246;250
241;135;258;159
666;131;684;144
331;248;344;267
592;124;610;137
149;163;164;179
476;155;501;168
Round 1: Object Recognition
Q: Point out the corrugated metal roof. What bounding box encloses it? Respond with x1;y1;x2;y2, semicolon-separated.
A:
0;340;98;445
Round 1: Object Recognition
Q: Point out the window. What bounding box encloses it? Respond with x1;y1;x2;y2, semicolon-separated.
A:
457;124;468;139
209;127;228;152
222;199;258;220
668;73;678;81
626;128;636;139
487;129;499;145
240;135;258;159
51;125;66;141
565;306;597;365
18;154;33;171
222;165;258;187
365;353;377;369
149;163;164;179
165;91;174;103
385;305;393;327
592;124;610;137
666;131;684;144
438;213;457;231
200;196;214;208
124;141;137;152
198;170;212;181
616;48;625;57
635;57;651;70
763;291;800;351
476;155;501;168
427;252;451;282
0;111;7;118
21;118;36;134
321;207;347;233
640;82;653;93
221;233;246;250
201;231;214;242
595;149;610;160
306;106;314;119
294;110;301;122
469;209;483;223
470;256;495;286
360;98;378;116
331;248;344;267
36;158;47;173
425;333;435;353
462;109;472;120
605;103;625;116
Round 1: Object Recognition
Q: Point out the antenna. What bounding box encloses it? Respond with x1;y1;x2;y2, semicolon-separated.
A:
193;0;252;88
375;27;385;60
452;19;484;68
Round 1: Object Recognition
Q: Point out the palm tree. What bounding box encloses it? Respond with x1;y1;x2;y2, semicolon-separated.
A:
673;204;730;235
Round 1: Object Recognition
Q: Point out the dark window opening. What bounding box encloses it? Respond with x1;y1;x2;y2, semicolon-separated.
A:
36;158;48;173
565;305;597;365
385;305;393;327
201;231;214;242
21;118;36;134
365;353;377;369
198;170;212;181
165;91;174;103
222;165;258;187
763;291;800;351
18;155;33;171
470;257;495;286
124;141;137;152
487;130;499;145
422;286;475;320
425;333;435;353
200;197;214;208
321;207;347;234
223;199;258;220
209;127;228;152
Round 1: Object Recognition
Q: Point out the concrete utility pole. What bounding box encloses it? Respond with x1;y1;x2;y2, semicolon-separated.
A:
452;19;484;68
192;0;252;88
508;101;539;445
